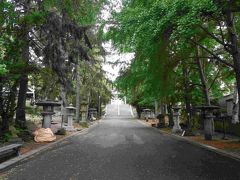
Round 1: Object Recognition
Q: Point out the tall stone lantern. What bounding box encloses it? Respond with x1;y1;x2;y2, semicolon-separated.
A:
172;106;182;133
36;100;61;128
195;105;220;140
80;101;88;122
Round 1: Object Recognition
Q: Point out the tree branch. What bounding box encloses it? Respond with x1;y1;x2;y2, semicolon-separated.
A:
199;25;231;53
190;39;234;68
189;83;203;88
208;69;220;91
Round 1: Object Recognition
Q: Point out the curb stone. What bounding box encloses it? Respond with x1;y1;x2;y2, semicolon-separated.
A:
137;120;240;162
0;120;101;171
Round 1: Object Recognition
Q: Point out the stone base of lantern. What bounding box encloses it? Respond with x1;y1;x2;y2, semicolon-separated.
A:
172;127;182;134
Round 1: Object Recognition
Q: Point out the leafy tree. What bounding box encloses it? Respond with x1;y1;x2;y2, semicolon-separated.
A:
0;0;111;138
106;0;240;131
0;1;23;134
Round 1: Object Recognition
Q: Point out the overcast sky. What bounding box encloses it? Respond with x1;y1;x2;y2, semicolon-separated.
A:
102;43;134;81
100;0;135;81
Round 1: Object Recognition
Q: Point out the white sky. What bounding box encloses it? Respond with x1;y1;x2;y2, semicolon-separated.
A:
102;42;134;81
100;0;135;81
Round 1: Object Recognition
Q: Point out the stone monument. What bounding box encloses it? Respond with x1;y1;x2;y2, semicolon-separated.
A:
172;106;182;133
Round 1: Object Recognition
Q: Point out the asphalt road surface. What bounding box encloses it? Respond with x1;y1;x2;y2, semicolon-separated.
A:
5;104;240;180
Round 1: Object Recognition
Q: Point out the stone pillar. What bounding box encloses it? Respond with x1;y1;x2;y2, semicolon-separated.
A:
80;101;88;122
82;112;87;122
172;107;182;133
204;113;215;140
195;105;219;140
64;106;75;131
42;112;55;128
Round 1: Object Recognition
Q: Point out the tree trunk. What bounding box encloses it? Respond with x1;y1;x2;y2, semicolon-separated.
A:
75;61;81;122
98;92;101;118
0;81;8;135
226;1;240;121
16;74;28;128
60;85;68;123
0;80;4;132
8;82;18;125
168;104;174;127
232;86;239;123
1;113;9;136
183;66;192;129
154;100;158;115
136;105;141;119
86;91;91;120
195;46;211;105
15;1;30;129
0;82;18;135
195;46;215;139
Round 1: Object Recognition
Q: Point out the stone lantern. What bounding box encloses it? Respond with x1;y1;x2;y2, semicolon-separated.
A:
195;105;220;140
80;101;88;122
172;106;182;133
64;105;76;131
88;108;97;121
36;100;61;128
143;109;151;121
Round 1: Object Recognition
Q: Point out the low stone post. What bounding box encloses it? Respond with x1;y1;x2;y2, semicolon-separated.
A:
64;106;76;131
80;101;88;122
172;106;182;133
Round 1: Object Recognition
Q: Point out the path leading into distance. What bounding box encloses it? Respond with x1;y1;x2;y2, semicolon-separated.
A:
6;104;240;180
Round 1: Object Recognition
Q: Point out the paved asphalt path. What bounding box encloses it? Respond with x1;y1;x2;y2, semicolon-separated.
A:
5;104;240;180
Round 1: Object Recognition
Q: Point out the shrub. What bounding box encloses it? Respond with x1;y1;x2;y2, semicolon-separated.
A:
79;122;89;128
17;129;33;142
55;128;67;135
0;132;13;143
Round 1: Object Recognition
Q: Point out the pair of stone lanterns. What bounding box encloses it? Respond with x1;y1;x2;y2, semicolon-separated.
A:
171;105;220;140
36;100;76;131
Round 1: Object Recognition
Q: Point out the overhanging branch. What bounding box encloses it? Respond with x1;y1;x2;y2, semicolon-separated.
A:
190;39;234;69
